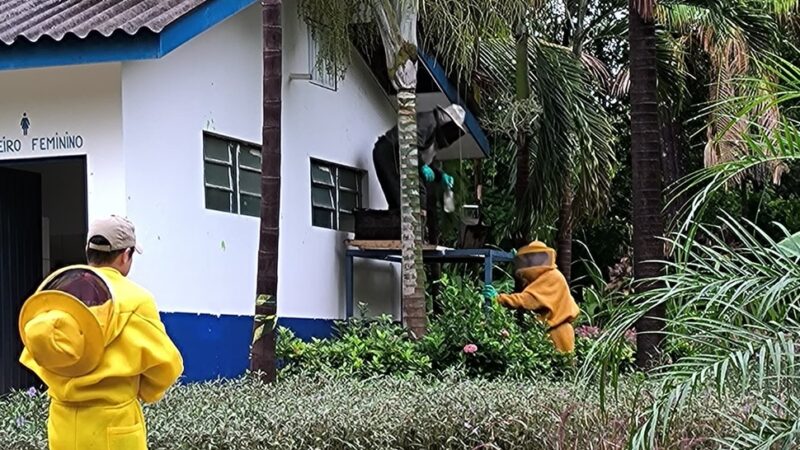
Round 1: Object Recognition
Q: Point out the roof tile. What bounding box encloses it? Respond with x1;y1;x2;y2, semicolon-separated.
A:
0;0;208;45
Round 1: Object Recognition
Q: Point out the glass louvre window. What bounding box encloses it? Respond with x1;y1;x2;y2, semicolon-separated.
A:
203;133;262;217
310;159;363;232
308;29;337;90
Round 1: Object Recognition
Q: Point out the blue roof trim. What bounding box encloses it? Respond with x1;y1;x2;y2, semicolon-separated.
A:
0;0;258;71
158;0;257;55
418;51;490;156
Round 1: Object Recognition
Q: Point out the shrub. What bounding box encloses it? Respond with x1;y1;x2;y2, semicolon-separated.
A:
0;374;751;449
278;274;635;379
419;274;576;378
277;309;431;378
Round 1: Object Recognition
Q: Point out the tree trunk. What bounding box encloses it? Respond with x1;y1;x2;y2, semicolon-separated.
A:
513;19;532;333
398;86;427;338
660;106;684;226
371;0;426;338
514;21;531;214
555;0;585;284
250;0;282;381
556;182;573;282
629;0;666;369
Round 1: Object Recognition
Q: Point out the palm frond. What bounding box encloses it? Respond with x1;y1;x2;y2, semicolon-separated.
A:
479;36;617;229
581;216;800;449
671;54;800;236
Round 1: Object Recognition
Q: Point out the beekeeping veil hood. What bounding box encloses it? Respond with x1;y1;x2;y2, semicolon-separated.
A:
514;241;557;284
18;265;122;377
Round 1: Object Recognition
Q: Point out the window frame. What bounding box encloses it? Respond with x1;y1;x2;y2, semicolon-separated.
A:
307;28;338;91
203;131;262;218
310;158;365;232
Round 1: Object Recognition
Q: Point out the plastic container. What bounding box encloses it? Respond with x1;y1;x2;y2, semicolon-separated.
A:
443;189;455;213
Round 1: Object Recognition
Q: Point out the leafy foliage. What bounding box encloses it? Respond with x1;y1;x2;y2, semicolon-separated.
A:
277;309;431;378
478;37;617;237
278;274;633;379
0;374;755;449
582;217;800;449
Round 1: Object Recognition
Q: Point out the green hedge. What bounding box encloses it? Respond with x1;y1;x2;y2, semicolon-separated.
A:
1;374;744;449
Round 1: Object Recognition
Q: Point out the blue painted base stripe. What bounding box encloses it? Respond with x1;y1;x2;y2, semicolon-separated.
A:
161;312;334;383
279;317;336;342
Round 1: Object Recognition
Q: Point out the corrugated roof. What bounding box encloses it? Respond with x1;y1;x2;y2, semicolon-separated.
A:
0;0;208;45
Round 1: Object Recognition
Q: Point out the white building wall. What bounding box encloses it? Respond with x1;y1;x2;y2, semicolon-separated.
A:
121;6;263;317
0;63;125;220
121;2;399;319
280;0;400;320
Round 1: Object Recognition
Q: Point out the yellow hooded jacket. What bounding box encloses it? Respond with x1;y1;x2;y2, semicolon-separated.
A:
19;265;183;450
495;242;580;352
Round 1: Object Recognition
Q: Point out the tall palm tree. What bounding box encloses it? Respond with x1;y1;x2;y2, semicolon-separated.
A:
371;0;428;337
250;0;283;380
476;35;616;263
514;17;532;249
656;0;797;198
628;0;665;368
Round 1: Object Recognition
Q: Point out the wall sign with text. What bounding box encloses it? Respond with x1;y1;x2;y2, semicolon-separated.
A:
0;112;86;156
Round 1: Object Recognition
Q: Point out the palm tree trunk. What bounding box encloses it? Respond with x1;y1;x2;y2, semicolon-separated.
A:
629;0;666;369
556;182;573;281
513;23;531;327
371;0;426;338
398;86;427;337
660;106;684;225
250;0;282;381
555;0;585;284
514;21;530;214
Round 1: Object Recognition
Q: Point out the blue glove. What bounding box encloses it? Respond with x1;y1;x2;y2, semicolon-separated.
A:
421;165;435;182
441;173;454;189
483;285;498;301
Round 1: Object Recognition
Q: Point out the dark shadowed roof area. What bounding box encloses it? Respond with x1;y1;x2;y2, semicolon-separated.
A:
0;0;208;45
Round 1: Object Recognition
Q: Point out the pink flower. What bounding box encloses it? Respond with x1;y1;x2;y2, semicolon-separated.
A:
575;325;601;339
624;328;637;346
463;344;478;354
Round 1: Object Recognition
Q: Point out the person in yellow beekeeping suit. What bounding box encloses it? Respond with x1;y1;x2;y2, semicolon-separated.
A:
18;215;183;450
483;241;580;352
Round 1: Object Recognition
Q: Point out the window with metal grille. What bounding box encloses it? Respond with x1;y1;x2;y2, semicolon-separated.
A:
203;132;262;218
311;159;363;232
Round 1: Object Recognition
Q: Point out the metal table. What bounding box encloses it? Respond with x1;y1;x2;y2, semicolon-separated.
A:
344;248;514;318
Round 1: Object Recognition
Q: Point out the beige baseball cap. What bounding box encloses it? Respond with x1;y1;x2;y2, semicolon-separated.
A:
87;215;142;254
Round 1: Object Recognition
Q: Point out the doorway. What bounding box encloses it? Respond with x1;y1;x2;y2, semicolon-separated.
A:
0;155;88;394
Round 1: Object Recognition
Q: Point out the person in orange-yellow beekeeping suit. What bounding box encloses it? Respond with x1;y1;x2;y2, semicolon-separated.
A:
18;215;183;450
483;241;580;352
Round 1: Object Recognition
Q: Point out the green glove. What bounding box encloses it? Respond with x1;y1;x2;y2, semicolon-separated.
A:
421;165;435;182
483;285;498;301
441;173;454;189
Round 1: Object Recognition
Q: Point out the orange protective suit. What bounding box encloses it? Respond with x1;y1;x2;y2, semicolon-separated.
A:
495;241;580;352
